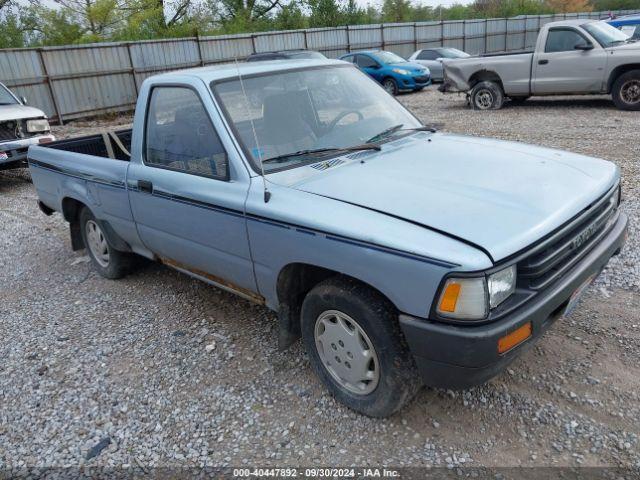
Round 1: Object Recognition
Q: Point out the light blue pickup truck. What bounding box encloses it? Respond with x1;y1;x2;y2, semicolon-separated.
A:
28;58;628;417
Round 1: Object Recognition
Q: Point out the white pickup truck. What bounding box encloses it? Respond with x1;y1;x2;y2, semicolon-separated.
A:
440;19;640;111
0;82;54;169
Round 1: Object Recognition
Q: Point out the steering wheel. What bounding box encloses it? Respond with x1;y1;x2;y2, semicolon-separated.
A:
327;110;364;131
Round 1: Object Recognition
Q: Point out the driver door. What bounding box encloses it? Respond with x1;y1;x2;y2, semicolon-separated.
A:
356;54;383;82
532;27;607;94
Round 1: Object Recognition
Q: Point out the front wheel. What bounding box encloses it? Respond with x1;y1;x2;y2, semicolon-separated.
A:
79;207;135;279
470;80;504;110
301;276;420;417
612;70;640;111
382;78;398;96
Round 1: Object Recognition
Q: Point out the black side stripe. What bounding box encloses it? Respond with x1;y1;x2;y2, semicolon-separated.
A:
29;159;126;189
31;159;458;268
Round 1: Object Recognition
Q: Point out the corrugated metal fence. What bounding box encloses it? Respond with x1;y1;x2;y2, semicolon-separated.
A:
1;9;637;123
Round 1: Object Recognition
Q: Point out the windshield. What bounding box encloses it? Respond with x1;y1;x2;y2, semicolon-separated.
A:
439;48;470;59
372;51;406;64
212;65;422;173
0;84;19;105
582;21;631;47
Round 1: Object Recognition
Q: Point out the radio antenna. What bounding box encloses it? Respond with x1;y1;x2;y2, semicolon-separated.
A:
234;57;271;203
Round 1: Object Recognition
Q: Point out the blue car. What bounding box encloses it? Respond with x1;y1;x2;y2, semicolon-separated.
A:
608;14;640;40
339;50;431;95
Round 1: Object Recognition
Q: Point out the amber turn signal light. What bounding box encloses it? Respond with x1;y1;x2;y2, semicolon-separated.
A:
498;322;532;354
438;282;461;312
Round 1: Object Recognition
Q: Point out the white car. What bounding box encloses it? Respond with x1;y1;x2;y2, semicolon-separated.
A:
408;47;470;82
1;82;54;170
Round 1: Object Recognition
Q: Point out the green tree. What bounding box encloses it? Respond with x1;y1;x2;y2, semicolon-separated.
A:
308;0;343;27
382;0;411;22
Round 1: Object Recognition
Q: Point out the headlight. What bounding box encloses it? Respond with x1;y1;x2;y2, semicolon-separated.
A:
392;68;410;75
26;119;50;133
487;265;517;309
436;265;517;321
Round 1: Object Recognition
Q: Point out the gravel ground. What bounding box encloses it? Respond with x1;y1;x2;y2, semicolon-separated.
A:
1;89;639;474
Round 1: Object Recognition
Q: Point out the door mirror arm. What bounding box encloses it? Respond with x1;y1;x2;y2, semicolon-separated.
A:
574;42;594;51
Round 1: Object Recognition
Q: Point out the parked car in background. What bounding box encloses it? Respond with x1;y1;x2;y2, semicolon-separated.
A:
608;14;640;40
246;50;327;62
339;50;431;95
1;82;54;170
408;47;470;82
28;59;627;417
440;19;640;111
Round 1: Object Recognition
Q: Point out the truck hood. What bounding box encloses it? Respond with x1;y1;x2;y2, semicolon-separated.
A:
608;41;640;51
0;105;47;122
280;133;618;262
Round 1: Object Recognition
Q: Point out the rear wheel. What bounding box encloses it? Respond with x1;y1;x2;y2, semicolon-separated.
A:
382;78;398;96
301;276;420;417
79;207;135;279
470;80;504;110
612;70;640;111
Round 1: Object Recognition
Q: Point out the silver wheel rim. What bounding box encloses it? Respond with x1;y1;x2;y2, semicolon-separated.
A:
314;310;379;395
86;220;110;267
475;89;494;109
383;80;395;94
620;80;640;105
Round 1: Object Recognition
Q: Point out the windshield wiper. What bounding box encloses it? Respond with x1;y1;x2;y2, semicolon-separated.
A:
366;124;438;143
262;143;381;165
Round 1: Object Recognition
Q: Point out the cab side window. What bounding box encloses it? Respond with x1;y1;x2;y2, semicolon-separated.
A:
545;29;588;53
145;87;228;180
418;50;439;60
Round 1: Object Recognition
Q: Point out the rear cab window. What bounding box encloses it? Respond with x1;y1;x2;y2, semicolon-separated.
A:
144;86;228;180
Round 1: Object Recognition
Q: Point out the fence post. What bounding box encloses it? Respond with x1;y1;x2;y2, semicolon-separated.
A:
380;24;385;50
484;18;488;54
126;42;138;97
440;20;444;47
462;20;466;52
413;22;417;51
346;26;350;52
37;49;63;125
196;31;205;66
251;34;257;53
303;29;308;50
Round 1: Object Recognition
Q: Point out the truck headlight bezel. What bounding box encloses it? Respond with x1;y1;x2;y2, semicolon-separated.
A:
26;118;51;133
434;265;517;322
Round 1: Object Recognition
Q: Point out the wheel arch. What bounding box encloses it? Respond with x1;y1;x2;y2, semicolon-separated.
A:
274;262;397;350
61;196;131;253
607;64;640;92
468;70;504;90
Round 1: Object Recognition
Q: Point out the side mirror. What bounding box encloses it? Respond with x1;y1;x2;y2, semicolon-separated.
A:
20;96;28;105
574;42;594;51
436;58;444;62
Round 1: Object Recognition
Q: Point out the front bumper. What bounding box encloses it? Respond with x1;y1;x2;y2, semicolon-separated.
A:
399;212;628;389
398;75;432;91
0;134;55;169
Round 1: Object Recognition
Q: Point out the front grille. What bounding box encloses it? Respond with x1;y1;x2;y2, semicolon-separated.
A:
518;186;618;291
414;76;430;83
0;120;20;142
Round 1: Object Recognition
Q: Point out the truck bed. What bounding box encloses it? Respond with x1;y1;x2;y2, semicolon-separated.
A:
45;129;132;161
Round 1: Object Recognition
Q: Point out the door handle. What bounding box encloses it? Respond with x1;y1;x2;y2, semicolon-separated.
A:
138;180;153;193
538;59;549;65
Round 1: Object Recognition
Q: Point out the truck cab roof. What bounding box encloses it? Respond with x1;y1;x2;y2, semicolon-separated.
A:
149;58;347;85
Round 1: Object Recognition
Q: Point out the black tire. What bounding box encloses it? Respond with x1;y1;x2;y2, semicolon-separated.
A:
301;276;420;417
382;78;398;96
611;69;640;111
470;80;504;110
79;207;134;279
